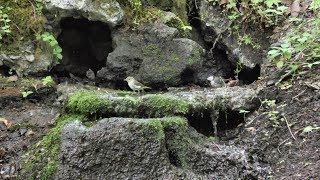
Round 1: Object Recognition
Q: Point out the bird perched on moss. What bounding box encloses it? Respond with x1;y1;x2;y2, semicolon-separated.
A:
124;76;151;93
207;76;225;88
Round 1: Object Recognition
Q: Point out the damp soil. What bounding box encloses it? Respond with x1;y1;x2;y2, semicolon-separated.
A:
232;67;320;179
0;67;319;179
0;87;59;179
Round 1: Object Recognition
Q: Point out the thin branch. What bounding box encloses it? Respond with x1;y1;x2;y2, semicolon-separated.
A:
291;89;306;102
210;34;221;53
27;0;37;18
282;114;296;140
194;0;198;10
277;137;290;154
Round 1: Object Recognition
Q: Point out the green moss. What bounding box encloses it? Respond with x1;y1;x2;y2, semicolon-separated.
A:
0;0;44;53
111;96;139;116
161;116;192;168
140;116;187;141
165;16;191;37
117;0;143;27
141;94;190;117
146;0;188;24
141;119;165;140
143;43;162;56
22;114;84;179
67;90;194;118
118;0;189;30
67;91;111;115
139;116;194;168
187;48;202;66
67;91;141;116
161;116;188;127
172;0;188;24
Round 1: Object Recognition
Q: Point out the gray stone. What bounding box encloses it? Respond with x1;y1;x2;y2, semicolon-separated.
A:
8;55;21;60
86;69;95;80
54;117;270;179
97;24;205;87
0;41;52;76
43;0;123;27
25;55;35;62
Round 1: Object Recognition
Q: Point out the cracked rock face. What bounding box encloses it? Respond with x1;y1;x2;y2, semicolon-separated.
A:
43;0;124;27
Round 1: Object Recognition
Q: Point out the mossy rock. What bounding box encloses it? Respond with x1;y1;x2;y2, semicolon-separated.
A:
66;91;194;118
143;0;188;24
21;114;84;179
140;94;189;117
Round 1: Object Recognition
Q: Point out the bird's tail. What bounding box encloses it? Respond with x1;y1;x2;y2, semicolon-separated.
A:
143;86;151;89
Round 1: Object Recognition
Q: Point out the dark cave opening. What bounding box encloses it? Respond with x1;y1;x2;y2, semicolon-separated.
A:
0;65;13;76
237;64;261;84
186;109;215;137
181;68;196;85
53;17;113;77
216;109;244;138
186;108;244;138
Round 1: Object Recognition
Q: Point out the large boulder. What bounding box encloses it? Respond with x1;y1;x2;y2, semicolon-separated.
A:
54;117;270;179
97;24;205;87
199;1;271;69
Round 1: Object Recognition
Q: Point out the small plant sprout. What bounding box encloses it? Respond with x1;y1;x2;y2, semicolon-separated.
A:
303;125;320;133
36;32;63;64
22;91;33;98
42;76;55;87
239;109;250;119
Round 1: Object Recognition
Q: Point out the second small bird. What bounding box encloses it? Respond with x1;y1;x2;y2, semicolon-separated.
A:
124;76;151;93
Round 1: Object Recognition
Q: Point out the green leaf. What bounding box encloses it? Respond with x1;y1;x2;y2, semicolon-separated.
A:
42;76;55;87
251;0;262;4
276;60;284;68
21;91;33;98
277;6;288;12
303;126;314;133
265;0;281;8
239;109;250;114
49;41;57;46
289;65;298;72
268;49;280;58
57;54;63;59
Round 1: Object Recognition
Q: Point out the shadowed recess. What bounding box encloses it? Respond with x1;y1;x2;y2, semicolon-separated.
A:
53;17;113;77
0;65;13;76
186;109;215;136
238;64;261;84
216;109;244;138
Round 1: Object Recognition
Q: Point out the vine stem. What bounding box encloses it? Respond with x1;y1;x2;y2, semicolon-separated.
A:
282;114;296;140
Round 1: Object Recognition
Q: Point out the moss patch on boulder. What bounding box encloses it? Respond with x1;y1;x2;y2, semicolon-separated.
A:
22;114;84;179
66;91;192;117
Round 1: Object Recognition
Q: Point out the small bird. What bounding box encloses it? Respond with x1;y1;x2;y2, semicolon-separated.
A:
207;76;225;88
124;76;151;93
